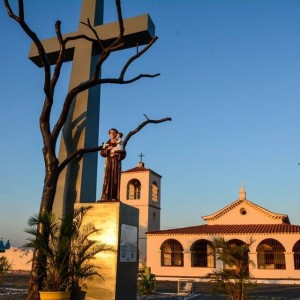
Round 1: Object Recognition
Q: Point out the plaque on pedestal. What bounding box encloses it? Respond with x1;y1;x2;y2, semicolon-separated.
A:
74;202;139;300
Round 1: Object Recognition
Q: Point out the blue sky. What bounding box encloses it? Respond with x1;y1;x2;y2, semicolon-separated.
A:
0;0;300;247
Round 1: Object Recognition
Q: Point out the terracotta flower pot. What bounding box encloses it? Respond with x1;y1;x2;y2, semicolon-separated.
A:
39;291;71;300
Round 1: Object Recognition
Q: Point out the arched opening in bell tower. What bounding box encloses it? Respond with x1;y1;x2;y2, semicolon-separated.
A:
126;178;141;200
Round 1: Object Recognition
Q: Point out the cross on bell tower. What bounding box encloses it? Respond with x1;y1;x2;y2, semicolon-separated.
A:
138;152;145;162
138;152;145;167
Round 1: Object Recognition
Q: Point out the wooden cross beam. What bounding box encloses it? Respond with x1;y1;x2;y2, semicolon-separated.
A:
29;14;155;67
28;0;155;218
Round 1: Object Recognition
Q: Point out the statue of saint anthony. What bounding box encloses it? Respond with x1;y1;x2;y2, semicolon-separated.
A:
99;128;126;201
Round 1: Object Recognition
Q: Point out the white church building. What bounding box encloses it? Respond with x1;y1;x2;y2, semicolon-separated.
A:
145;185;300;283
119;161;300;283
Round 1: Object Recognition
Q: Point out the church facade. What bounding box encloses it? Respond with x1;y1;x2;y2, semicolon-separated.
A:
146;187;300;283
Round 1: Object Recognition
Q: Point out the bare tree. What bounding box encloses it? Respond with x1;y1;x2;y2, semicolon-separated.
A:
4;1;171;299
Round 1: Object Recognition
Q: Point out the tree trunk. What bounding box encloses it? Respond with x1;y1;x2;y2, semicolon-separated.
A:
27;152;59;300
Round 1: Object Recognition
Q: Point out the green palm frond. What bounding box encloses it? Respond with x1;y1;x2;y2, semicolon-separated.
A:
208;237;257;299
24;206;114;291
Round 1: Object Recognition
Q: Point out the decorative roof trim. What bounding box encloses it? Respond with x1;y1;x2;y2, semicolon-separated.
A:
202;199;290;223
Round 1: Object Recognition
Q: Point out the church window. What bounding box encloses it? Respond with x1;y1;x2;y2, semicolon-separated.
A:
160;239;183;267
292;240;300;269
240;208;247;215
151;181;159;202
228;239;244;246
126;179;141;200
257;239;286;270
191;239;215;268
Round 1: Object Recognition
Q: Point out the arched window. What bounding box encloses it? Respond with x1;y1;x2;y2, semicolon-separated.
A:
257;239;286;269
160;239;183;267
151;181;159;202
293;240;300;270
126;179;141;200
191;239;215;268
228;239;244;247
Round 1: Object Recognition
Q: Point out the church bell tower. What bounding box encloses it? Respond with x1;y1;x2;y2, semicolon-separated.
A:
120;158;161;265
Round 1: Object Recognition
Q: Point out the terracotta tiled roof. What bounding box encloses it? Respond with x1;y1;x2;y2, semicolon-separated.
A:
202;199;290;224
122;166;162;178
147;224;300;236
122;166;150;173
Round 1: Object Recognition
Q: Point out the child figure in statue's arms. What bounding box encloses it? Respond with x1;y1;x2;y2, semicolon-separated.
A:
111;132;124;160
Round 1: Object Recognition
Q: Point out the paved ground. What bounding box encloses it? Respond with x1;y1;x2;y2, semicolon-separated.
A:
1;272;300;299
158;281;300;299
0;271;28;299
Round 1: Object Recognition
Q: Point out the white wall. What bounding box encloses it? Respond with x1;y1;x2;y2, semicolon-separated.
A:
147;233;300;282
1;247;33;271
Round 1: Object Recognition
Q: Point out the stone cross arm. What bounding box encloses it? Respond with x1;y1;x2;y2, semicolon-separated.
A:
29;14;155;67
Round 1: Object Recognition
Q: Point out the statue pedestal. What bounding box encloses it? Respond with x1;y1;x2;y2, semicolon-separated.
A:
74;202;139;300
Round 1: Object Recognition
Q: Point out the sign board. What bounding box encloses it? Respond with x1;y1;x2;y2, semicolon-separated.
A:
120;224;138;262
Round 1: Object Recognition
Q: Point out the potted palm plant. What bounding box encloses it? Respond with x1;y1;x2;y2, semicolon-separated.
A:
25;206;114;300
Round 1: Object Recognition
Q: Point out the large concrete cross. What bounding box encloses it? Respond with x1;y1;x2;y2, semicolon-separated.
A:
29;0;155;218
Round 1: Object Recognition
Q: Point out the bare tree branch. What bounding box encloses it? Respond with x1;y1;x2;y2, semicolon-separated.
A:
51;49;160;140
5;0;51;90
119;36;158;80
50;20;65;94
79;0;125;81
80;17;126;80
112;0;125;48
64;33;96;44
81;18;105;51
58;145;103;173
5;0;54;141
4;0;22;22
59;115;172;172
112;73;161;84
123;115;172;147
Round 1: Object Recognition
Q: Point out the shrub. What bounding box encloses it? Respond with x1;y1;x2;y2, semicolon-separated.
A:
137;266;157;295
